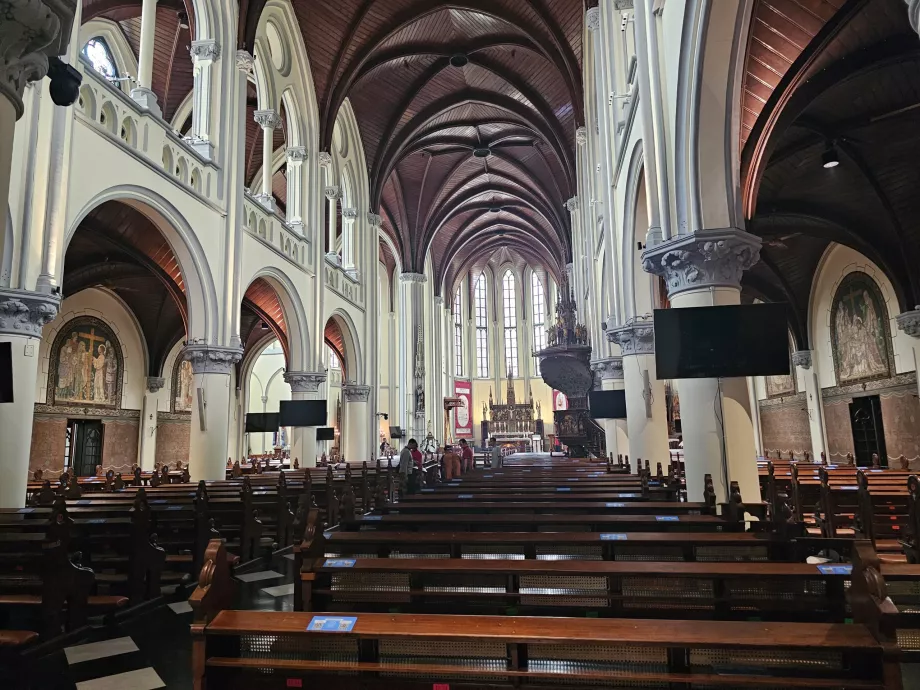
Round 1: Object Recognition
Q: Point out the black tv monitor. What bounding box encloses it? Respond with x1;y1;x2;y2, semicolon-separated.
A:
654;303;791;379
245;412;280;433
589;390;627;419
316;427;335;441
279;399;327;427
390;426;404;439
0;342;11;403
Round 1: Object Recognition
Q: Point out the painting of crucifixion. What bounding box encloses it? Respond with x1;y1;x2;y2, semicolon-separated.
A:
51;317;122;407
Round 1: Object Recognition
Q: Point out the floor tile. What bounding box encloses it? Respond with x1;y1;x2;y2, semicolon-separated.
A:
168;601;193;614
261;583;295;597
75;666;165;690
65;636;138;665
236;570;283;582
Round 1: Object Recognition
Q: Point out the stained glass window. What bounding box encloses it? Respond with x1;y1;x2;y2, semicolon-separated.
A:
83;38;118;83
327;346;340;370
503;270;519;377
474;273;489;378
532;272;547;372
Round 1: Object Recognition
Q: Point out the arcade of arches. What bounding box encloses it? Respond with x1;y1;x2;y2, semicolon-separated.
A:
4;0;920;512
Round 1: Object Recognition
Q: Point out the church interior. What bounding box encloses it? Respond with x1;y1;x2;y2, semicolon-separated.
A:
4;0;920;687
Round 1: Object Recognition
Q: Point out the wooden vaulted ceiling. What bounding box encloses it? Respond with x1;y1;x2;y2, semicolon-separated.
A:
740;0;920;347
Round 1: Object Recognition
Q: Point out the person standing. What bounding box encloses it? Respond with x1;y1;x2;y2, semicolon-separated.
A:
489;437;502;469
459;438;474;474
398;438;417;478
442;445;461;481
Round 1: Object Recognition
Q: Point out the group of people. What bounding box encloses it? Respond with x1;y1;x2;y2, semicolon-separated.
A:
397;437;503;490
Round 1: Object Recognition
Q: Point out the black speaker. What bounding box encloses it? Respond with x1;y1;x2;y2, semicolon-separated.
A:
0;342;12;403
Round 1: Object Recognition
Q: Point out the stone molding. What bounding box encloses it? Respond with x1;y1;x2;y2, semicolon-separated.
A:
591;357;624;381
607;319;655;356
0;288;59;337
758;391;807;410
286;145;307;163
791;350;813;370
190;39;220;61
896;308;920;338
284;370;326;393
586;6;600;31
821;370;917;403
565;196;578;212
367;212;382;228
236;50;254;74
399;272;427;284
641;227;761;298
146;377;166;393
342;382;371;402
576;126;587;146
181;345;243;375
324;185;342;200
254;109;282;129
318;152;333;167
342;208;358;222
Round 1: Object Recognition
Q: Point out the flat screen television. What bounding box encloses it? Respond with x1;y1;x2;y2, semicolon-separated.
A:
0;342;11;403
390;426;404;439
588;390;627;419
654;303;791;379
279;399;327;427
245;412;279;433
316;427;335;441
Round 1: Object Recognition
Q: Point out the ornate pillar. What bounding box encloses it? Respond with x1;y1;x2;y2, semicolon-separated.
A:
188;40;220;159
343;383;371;461
138;376;165;470
591;357;629;461
792;350;827;462
130;0;162;116
253;109;281;210
182;345;243;481
285;146;307;232
341;208;358;276
642;228;762;502
400;272;427;438
324;185;341;264
0;289;59;507
284;371;326;467
607;319;669;467
897;309;920;401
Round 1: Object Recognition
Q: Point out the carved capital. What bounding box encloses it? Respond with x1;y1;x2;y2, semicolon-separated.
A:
591;356;625;381
318;152;333;167
324;185;342;201
0;288;59;337
286;145;307;163
190;39;220;62
146;376;166;393
434;295;445;306
342;382;371;403
342;208;358;222
615;0;635;8
399;272;427;284
235;50;254;74
897;308;920;338
791;350;813;370
254;109;282;130
366;212;382;228
565;196;579;212
641;228;761;298
181;345;243;375
576;126;588;146
586;6;601;32
284;370;326;393
607;319;655;356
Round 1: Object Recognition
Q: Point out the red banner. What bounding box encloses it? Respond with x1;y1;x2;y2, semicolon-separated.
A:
454;380;473;437
552;389;568;411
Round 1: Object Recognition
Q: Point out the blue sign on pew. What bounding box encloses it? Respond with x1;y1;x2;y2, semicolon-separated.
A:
363;515;383;521
576;469;586;473
556;487;571;492
166;506;183;511
20;508;35;513
421;488;435;493
150;499;167;504
323;558;356;568
817;564;852;575
76;500;92;505
307;616;357;632
599;533;628;541
483;475;493;478
458;494;473;499
606;502;626;508
568;478;578;481
655;515;679;522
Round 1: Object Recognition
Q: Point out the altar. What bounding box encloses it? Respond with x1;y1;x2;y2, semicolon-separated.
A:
482;372;543;451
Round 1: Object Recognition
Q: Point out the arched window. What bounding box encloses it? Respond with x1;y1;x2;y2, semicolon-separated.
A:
503;270;519;377
474;273;489;378
327;345;340;370
82;38;118;83
532;272;547;372
453;289;463;377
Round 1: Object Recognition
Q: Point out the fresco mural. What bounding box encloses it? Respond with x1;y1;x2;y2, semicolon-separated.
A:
831;272;891;385
51;318;121;407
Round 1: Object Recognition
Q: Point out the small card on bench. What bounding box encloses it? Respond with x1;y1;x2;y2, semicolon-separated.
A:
606;502;626;508
816;564;852;575
457;494;473;499
655;515;679;522
362;515;383;521
323;558;356;568
307;615;357;632
599;533;628;540
556;487;571;492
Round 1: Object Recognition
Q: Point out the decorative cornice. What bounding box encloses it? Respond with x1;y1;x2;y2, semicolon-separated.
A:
286;145;307;163
615;0;635;8
318;152;333;167
591;357;624;380
641;228;761;298
342;208;358;222
897;308;920;338
366;212;382;228
284;371;326;393
146;377;166;393
399;272;427;284
575;126;588;146
342;383;371;402
0;288;59;337
190;39;220;61
607;319;655;356
235;50;254;74
586;6;601;32
565;196;579;212
324;185;342;200
791;350;813;370
181;345;243;375
254;109;282;129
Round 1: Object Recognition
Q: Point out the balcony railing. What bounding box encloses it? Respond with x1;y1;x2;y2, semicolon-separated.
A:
243;193;310;271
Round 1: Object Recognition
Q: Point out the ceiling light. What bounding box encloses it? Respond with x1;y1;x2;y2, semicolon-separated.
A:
260;321;269;330
822;147;839;169
449;53;469;68
177;11;189;29
473;147;491;158
489;206;502;213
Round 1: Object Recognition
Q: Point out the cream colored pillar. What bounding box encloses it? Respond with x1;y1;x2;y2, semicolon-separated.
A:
399;272;427;439
591;357;629;461
341;208;358;276
253;109;281;211
182;346;242;481
343;383;371;462
324;186;341;264
130;0;162;116
188;40;220;160
285;146;307;233
642;228;762;503
792;350;827;462
137;377;164;470
284;371;327;468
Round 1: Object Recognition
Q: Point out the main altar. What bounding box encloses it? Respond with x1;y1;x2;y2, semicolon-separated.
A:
481;371;543;452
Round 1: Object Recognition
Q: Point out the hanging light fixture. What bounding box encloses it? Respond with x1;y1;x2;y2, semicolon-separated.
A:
822;144;840;169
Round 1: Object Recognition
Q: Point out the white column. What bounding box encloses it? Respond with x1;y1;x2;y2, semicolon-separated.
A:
592;357;629;461
182;346;242;481
286;146;307;232
341;208;358;275
643;229;762;503
0;290;59;507
608;322;669;467
343;383;371;462
400;272;427;438
253;109;281;211
324;186;341;264
137;377;164;470
188;40;220;159
285;371;326;467
130;0;162;116
792;350;827;461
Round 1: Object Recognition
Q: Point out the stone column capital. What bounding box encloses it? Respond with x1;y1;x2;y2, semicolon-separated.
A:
366;212;382;228
897;308;920;338
181;344;243;375
565;196;579;212
0;288;59;337
342;208;358;223
399;272;427;284
284;370;326;393
342;382;371;402
254;109;282;130
791;350;813;370
434;295;445;306
146;376;166;393
591;356;625;380
286;145;307;164
190;39;220;62
576;126;588;146
318;152;333;167
607;319;655;356
235;50;254;74
641;227;762;298
586;6;601;32
324;185;342;200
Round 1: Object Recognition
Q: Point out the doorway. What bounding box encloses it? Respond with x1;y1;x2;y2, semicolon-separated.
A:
849;395;887;467
66;420;104;477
